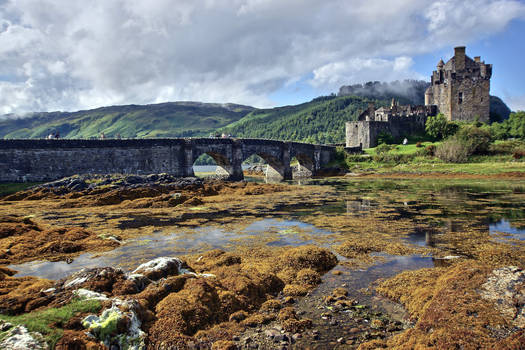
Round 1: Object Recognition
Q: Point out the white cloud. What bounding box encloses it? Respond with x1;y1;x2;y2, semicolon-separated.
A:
310;56;424;90
0;0;524;114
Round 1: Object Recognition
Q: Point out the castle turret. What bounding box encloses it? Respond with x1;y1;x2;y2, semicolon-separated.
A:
424;86;433;106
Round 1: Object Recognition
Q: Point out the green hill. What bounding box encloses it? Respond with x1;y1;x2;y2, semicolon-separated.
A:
220;95;394;144
0;102;254;139
0;82;511;145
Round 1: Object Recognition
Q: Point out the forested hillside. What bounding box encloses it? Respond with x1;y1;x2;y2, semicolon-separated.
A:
220;95;392;144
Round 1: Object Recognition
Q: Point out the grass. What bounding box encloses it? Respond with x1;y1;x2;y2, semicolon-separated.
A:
364;142;439;155
0;182;42;196
0;299;102;347
339;141;525;175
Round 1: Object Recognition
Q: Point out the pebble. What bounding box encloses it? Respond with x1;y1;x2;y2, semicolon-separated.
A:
349;327;360;334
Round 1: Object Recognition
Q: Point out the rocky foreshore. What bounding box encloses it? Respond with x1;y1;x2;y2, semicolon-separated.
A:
0;247;338;349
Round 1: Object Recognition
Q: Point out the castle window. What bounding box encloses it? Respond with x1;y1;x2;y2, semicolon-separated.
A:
458;92;463;104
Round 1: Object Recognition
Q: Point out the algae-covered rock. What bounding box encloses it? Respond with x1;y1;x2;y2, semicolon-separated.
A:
0;323;47;350
132;257;187;280
280;246;337;272
82;299;146;350
62;267;126;293
480;265;525;327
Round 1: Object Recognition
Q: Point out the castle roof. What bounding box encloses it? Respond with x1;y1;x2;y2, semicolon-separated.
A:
443;54;478;71
437;59;444;67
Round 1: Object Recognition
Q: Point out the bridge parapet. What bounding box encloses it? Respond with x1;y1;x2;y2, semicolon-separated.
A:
0;138;336;182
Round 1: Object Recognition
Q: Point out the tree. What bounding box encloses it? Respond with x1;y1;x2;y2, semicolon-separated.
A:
425;113;457;140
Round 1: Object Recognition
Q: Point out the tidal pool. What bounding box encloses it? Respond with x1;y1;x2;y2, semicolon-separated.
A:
10;178;525;286
9;218;333;279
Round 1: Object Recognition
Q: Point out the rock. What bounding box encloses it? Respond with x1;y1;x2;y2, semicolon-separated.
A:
229;310;248;323
60;267;126;293
479;266;525;327
0;324;47;350
0;321;13;331
73;288;109;301
82;299;146;350
131;257;187;280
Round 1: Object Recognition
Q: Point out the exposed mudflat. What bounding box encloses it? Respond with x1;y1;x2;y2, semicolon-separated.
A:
0;174;524;349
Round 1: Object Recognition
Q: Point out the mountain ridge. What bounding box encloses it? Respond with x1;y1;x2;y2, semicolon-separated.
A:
0;81;512;143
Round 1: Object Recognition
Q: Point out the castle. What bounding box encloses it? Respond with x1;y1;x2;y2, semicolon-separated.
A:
346;46;492;149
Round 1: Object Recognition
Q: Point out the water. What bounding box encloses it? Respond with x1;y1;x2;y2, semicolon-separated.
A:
9;219;333;280
9;178;525;285
490;219;525;240
193;164;256;174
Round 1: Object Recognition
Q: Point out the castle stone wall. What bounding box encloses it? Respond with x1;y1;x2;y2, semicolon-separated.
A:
346;115;427;149
426;46;491;122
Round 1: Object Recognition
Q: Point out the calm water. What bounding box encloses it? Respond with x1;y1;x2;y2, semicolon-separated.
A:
10;219;333;279
9;178;525;282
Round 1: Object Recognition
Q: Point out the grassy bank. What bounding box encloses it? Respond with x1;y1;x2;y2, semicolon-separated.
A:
333;141;525;176
0;182;42;196
0;299;101;347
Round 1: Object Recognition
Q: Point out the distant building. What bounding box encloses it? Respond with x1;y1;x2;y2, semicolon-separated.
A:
425;46;492;123
345;99;436;149
346;46;492;149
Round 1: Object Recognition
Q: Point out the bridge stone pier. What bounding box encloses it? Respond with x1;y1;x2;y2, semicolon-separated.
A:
0;138;336;182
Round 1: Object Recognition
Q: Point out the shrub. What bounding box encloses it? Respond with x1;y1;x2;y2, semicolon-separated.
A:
455;126;491;155
486;111;525;141
513;150;525;160
489;140;525;155
423;144;436;156
377;132;394;145
375;143;392;154
425;113;458;140
372;153;416;164
435;138;470;163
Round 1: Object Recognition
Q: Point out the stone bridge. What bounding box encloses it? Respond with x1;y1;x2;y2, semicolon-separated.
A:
0;138;336;182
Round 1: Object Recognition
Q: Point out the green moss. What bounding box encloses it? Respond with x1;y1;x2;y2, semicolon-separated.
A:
0;299;102;348
0;182;43;196
96;310;120;340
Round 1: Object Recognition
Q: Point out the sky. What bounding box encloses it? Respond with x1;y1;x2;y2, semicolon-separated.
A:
1;0;525;116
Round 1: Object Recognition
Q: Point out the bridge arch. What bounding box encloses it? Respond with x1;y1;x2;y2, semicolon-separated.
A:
241;151;288;181
191;151;234;178
291;152;315;178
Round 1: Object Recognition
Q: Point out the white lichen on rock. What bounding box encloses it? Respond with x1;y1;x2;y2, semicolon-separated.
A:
0;323;47;350
480;265;525;327
132;256;184;279
73;288;109;301
82;299;146;350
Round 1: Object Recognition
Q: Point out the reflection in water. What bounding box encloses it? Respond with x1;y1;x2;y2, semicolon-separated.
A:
9;179;525;290
346;199;374;214
9;219;332;280
405;227;436;247
490;219;525;240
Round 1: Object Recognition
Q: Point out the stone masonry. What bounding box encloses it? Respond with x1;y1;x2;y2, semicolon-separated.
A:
346;100;436;149
0;138;335;182
346;46;492;149
425;46;492;122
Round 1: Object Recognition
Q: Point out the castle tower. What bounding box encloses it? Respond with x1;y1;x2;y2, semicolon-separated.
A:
425;46;492;122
